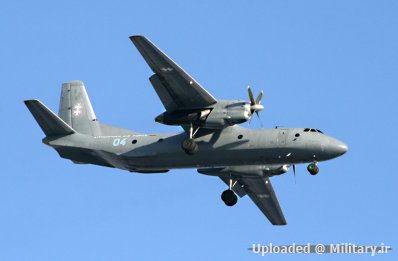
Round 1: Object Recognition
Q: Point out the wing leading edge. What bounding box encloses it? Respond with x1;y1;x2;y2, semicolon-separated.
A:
130;35;217;112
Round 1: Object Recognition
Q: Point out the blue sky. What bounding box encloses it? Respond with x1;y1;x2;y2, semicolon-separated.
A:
1;0;397;260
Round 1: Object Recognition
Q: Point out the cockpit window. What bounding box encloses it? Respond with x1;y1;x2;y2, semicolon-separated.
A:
305;128;324;134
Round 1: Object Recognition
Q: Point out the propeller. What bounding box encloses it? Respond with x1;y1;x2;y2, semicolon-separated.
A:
247;85;264;126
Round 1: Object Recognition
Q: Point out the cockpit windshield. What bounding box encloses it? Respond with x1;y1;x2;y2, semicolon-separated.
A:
304;128;324;134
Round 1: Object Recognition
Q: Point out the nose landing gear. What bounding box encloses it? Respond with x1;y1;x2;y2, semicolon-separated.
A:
307;162;319;175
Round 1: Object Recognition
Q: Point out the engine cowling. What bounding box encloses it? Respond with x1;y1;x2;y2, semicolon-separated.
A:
155;109;211;126
154;101;253;129
203;100;252;128
224;102;251;125
198;164;290;178
266;164;290;176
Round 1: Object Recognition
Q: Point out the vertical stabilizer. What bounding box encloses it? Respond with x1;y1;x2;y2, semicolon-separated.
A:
58;81;101;136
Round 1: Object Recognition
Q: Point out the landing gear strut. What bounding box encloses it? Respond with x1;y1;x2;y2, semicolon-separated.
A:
221;178;238;206
181;124;199;155
307;162;319;175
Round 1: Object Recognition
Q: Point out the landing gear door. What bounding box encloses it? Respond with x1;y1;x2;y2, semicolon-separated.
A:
277;129;289;147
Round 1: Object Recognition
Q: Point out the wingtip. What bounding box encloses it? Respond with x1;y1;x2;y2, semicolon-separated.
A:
24;99;39;105
272;220;287;226
129;35;146;41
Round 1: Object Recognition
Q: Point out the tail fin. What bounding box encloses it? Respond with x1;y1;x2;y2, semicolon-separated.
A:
24;100;75;136
58;80;101;136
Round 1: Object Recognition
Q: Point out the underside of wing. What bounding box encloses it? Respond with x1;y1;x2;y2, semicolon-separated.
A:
130;35;217;112
198;166;287;225
240;177;286;225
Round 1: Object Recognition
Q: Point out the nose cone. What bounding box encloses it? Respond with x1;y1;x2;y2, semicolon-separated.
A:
328;138;348;157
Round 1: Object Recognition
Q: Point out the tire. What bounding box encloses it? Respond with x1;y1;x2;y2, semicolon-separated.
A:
221;190;238;206
307;163;319;175
182;138;198;155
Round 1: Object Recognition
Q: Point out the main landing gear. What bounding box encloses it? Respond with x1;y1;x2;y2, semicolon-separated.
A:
181;124;199;155
181;138;198;155
307;162;319;175
221;178;238;206
221;190;238;206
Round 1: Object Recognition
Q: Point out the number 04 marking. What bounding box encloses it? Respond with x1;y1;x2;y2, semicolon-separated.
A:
112;138;127;146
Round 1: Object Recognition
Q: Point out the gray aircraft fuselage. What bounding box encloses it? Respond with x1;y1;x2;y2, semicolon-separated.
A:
44;125;347;175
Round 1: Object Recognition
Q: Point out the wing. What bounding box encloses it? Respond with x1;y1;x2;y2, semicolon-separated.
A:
130;35;217;112
220;176;286;225
202;167;286;225
240;177;286;225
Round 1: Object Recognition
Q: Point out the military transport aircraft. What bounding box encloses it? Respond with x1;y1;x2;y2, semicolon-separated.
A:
25;35;348;225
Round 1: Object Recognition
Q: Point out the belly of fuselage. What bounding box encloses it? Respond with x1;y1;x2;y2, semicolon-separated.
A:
126;143;307;170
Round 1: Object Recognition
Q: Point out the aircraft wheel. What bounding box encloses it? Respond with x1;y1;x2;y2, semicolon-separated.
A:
221;189;238;206
181;138;198;155
307;163;319;175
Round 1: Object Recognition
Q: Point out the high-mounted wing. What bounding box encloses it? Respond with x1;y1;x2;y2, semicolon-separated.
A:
200;167;287;225
130;35;217;112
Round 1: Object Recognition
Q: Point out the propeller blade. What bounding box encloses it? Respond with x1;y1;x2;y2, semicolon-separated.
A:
256;90;263;104
293;164;296;184
255;111;263;127
248;85;255;105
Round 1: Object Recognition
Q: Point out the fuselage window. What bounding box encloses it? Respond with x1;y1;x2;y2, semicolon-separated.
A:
295;133;300;137
132;139;137;144
238;134;243;139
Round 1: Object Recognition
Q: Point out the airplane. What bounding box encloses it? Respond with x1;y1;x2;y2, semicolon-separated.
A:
24;35;348;225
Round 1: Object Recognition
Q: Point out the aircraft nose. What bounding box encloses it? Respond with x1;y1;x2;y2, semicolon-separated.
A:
328;138;348;157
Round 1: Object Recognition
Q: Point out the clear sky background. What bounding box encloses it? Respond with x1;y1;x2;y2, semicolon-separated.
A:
1;0;397;260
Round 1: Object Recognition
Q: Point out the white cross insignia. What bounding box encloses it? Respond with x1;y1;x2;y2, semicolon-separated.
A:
73;103;82;116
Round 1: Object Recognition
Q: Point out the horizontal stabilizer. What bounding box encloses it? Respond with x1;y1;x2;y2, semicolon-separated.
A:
24;99;75;136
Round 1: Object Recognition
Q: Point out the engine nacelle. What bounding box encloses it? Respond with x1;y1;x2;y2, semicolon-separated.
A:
198;164;290;178
224;102;251;125
154;101;252;129
266;165;290;176
155;109;211;126
203;100;252;128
